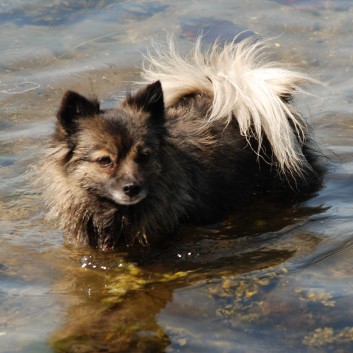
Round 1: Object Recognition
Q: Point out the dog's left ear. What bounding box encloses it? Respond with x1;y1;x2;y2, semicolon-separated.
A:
57;91;100;134
125;81;165;122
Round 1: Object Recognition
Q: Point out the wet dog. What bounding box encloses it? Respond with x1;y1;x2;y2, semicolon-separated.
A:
38;38;323;250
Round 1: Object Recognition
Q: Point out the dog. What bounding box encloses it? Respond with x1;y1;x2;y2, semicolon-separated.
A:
38;38;323;250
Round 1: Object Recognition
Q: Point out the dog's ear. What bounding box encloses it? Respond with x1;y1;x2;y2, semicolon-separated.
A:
57;91;100;134
125;81;165;122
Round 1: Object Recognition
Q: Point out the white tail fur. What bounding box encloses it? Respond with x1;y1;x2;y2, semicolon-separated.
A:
141;37;315;176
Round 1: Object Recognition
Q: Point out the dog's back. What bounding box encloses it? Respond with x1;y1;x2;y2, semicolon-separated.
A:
165;93;321;220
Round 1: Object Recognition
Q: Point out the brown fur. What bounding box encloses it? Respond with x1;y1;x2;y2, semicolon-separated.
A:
37;81;323;250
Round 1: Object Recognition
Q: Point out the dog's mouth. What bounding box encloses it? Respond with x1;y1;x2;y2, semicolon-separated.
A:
109;187;148;206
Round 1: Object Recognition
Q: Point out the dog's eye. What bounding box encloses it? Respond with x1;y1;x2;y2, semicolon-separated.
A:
96;156;113;168
136;150;151;164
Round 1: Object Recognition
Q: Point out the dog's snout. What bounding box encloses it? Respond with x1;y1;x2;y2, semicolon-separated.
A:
122;183;142;197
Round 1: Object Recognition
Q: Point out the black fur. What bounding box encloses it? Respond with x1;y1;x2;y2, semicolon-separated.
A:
39;81;323;250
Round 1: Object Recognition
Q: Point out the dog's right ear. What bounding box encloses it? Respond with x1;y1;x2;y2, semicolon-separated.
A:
124;81;165;123
57;91;100;134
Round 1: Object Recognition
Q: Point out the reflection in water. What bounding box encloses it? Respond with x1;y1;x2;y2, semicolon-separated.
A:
51;265;173;352
48;203;325;353
179;18;253;44
0;1;168;26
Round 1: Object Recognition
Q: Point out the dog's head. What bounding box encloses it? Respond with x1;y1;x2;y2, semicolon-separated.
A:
54;81;165;206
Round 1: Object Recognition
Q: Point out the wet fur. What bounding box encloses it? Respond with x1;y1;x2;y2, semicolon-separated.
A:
38;38;323;250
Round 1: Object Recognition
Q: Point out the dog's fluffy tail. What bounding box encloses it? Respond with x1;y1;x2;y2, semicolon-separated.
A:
142;37;316;177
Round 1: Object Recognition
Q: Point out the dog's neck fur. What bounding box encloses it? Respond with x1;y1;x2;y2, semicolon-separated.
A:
43;142;197;249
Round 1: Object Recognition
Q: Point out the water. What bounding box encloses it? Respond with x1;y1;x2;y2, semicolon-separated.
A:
1;0;353;352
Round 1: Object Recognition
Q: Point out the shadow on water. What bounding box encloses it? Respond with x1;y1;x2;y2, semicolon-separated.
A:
48;201;328;353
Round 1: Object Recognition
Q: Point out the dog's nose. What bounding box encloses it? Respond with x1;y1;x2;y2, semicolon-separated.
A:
122;183;141;197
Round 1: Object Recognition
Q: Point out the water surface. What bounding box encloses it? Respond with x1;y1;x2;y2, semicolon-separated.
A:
1;1;353;352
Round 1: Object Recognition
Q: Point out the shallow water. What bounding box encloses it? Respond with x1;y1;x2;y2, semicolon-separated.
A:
1;0;353;352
